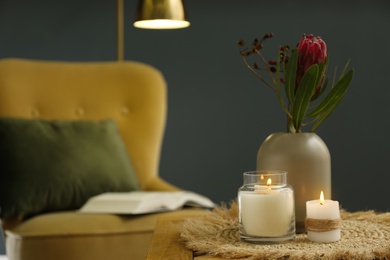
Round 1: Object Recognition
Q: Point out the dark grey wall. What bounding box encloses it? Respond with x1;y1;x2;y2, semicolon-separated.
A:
1;0;389;216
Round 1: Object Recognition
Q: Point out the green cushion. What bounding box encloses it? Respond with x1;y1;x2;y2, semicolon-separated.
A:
0;118;140;219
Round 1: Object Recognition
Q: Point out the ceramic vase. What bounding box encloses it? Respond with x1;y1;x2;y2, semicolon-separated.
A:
256;132;331;233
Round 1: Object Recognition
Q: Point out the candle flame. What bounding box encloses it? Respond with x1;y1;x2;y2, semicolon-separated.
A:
260;175;264;180
320;191;324;205
267;178;272;186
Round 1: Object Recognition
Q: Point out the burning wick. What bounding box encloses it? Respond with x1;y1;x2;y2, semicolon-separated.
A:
267;178;272;189
320;190;325;205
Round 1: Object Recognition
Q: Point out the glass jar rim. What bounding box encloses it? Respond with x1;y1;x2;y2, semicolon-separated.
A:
242;170;288;186
243;170;287;177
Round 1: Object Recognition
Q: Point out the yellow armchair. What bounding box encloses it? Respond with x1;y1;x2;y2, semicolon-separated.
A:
0;58;206;260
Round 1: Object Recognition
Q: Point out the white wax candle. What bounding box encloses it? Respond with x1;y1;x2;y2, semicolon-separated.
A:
239;189;294;237
306;198;340;242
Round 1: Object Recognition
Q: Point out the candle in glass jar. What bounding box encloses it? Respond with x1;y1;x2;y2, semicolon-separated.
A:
305;191;341;242
239;180;294;237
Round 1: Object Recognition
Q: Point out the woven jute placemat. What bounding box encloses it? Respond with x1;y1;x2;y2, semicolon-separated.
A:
181;202;390;259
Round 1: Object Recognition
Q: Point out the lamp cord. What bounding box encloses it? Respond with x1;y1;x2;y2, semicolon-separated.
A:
117;0;124;61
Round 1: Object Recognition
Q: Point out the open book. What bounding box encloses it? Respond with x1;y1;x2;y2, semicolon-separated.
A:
79;191;215;215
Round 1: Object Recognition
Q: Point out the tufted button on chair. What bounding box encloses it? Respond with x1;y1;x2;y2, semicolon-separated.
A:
0;58;207;260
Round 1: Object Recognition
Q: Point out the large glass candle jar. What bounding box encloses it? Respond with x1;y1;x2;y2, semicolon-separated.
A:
238;170;296;243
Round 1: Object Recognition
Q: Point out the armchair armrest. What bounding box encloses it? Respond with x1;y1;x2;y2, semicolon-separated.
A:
144;177;181;192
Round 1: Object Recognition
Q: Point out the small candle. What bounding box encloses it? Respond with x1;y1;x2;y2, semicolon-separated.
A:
239;178;294;237
306;191;341;243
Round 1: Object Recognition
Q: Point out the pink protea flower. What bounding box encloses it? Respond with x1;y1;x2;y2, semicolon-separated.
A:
296;34;327;97
237;32;353;132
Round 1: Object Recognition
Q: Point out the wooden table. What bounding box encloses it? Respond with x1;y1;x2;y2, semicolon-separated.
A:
145;215;222;260
145;212;390;259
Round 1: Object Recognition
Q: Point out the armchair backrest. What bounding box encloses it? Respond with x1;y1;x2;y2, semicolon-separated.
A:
0;58;168;190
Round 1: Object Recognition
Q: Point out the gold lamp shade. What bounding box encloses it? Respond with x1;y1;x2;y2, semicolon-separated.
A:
134;0;190;29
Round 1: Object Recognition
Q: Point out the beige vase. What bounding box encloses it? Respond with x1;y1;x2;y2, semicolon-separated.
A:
256;132;331;233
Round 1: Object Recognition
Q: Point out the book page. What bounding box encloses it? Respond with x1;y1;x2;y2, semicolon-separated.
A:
79;191;215;214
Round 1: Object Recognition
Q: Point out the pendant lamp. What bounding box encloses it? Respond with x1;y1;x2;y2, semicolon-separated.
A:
133;0;190;29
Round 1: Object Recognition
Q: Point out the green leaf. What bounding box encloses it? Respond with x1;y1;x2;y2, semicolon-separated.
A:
284;49;298;104
311;57;328;101
337;59;351;82
315;76;329;99
307;69;354;118
315;62;325;88
291;64;319;131
309;69;354;131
